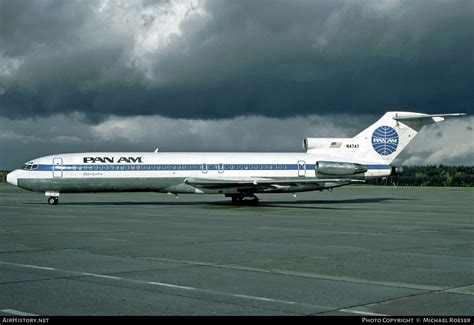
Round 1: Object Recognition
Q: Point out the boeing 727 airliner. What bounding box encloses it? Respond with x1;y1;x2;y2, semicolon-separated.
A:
6;111;466;205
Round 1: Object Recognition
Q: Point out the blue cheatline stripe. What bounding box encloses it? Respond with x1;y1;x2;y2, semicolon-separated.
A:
30;163;391;172
367;165;392;170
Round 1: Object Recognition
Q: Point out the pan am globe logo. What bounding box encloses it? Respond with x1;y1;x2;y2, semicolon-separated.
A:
372;126;399;156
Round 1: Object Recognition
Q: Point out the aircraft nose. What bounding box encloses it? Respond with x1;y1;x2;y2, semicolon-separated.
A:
6;170;18;186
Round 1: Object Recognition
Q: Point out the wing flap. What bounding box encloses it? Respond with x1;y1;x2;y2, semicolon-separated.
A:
184;177;364;189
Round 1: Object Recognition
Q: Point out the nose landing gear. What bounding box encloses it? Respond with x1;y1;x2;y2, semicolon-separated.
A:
45;191;60;205
48;197;59;205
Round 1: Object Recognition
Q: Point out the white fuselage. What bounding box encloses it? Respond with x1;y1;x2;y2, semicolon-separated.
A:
6;152;391;194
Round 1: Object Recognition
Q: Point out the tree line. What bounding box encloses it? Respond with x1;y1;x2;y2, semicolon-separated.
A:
366;165;474;187
1;165;473;186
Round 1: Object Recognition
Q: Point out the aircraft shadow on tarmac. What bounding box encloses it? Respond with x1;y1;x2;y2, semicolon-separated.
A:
55;197;410;208
231;197;410;209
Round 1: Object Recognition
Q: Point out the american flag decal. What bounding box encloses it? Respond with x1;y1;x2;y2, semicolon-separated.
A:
330;142;342;148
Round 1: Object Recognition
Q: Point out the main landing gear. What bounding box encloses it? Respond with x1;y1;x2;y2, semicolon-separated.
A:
227;194;259;205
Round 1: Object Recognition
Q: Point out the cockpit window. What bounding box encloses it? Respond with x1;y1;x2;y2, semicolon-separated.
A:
23;162;36;170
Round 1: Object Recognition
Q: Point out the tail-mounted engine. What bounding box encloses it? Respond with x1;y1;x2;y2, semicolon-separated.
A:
316;161;367;176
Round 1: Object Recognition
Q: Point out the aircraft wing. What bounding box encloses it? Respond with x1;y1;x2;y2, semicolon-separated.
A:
184;177;364;190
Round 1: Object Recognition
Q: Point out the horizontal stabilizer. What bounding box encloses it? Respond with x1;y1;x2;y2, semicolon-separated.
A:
393;113;466;125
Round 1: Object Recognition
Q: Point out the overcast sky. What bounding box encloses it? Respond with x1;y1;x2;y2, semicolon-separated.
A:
0;0;473;169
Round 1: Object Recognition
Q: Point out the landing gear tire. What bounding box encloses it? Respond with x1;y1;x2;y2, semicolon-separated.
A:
231;196;243;204
230;195;259;205
48;197;59;205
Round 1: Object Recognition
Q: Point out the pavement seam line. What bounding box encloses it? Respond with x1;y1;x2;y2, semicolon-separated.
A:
138;256;448;291
0;260;333;313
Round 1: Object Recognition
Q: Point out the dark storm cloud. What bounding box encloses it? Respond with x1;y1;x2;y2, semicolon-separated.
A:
0;1;90;56
0;0;473;120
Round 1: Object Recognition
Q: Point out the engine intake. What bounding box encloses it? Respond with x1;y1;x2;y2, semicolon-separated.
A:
316;161;367;176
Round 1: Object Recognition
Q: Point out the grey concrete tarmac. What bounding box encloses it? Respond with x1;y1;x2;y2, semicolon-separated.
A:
0;184;472;316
